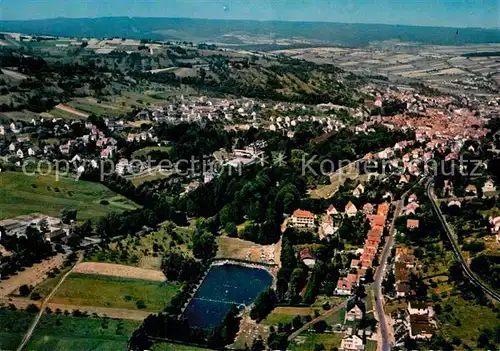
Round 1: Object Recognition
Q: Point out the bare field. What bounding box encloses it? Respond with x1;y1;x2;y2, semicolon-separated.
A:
73;262;166;281
216;236;280;265
0;253;67;298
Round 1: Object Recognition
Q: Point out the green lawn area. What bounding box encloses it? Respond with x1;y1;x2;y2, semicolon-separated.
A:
66;98;127;117
0;171;139;220
261;307;313;326
289;332;343;351
31;265;73;299
366;339;377;351
26;313;140;351
152;342;213;351
0;308;36;351
436;295;500;347
49;273;179;312
132;146;173;158
323;307;346;326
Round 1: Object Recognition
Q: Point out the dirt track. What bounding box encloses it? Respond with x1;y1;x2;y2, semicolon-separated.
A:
73;262;166;281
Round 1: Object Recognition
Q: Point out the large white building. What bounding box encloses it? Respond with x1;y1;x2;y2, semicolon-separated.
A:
290;209;315;228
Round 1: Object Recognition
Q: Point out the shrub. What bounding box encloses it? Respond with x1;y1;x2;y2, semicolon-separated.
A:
136;300;147;309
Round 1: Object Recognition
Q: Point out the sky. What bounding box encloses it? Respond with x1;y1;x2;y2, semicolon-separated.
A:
0;0;498;28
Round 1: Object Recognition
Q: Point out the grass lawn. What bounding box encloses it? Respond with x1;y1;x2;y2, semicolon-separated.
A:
26;313;140;351
0;171;139;220
289;332;343;350
0;308;36;351
323;307;346;326
50;273;179;312
152;342;214;351
366;339;378;351
132;146;173;158
129;171;173;186
32;265;73;299
261;307;313;326
436;295;500;347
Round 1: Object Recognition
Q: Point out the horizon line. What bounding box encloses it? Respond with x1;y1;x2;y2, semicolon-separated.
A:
1;15;499;31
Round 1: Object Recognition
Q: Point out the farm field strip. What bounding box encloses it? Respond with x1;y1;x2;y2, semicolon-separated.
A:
72;262;166;281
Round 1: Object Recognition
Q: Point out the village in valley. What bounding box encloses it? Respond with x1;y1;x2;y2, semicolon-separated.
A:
0;16;499;351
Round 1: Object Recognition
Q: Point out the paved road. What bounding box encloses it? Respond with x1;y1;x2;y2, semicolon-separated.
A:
16;254;82;351
426;180;500;301
287;301;347;341
373;183;418;351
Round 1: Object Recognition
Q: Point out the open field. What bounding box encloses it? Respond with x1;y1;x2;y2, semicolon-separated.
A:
436;295;500;347
216;235;280;265
323;306;346;326
289;332;343;350
261;306;313;326
54;104;89;118
0;253;67;298
0;308;36;351
0;171;139;220
26;313;140;351
49;273;179;312
366;339;378;351
85;221;194;269
73;262;166;281
310;161;359;199
132;146;173;158
273;43;500;97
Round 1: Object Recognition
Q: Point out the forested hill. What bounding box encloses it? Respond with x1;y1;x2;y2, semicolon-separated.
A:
0;43;364;111
1;17;499;47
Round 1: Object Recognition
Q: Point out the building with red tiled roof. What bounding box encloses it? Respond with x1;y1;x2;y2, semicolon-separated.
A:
345;201;358;217
377;203;390;217
290;209;315;228
407;219;420;229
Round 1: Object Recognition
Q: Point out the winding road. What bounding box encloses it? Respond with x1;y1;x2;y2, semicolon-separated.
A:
426;180;500;301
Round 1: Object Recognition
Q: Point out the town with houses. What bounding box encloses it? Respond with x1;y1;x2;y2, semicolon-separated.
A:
0;13;499;351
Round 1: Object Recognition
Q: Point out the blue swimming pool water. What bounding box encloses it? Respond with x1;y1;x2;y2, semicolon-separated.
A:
183;263;273;329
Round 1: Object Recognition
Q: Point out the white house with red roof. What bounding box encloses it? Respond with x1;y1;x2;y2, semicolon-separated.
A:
345;201;358;217
290;209;315;228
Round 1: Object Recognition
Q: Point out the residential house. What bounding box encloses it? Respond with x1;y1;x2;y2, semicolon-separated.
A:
345;202;358;217
465;184;478;196
340;335;364;351
399;174;410;184
408;301;430;315
482;179;496;194
335;278;353;295
352;184;365;198
116;159;130;175
408;314;434;340
299;248;316;268
362;203;375;215
320;214;336;238
408;194;418;203
27;146;40;156
100;146;115;159
16;149;24;158
327;204;338;216
59;143;70;155
8;143;16;152
402;202;419;216
377;203;390;217
345;305;363;322
290;209;315;228
447;199;461;208
407;219;420;229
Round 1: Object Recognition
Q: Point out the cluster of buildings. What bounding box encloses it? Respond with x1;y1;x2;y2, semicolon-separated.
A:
393;248;417;298
335;203;390;295
0;214;70;242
